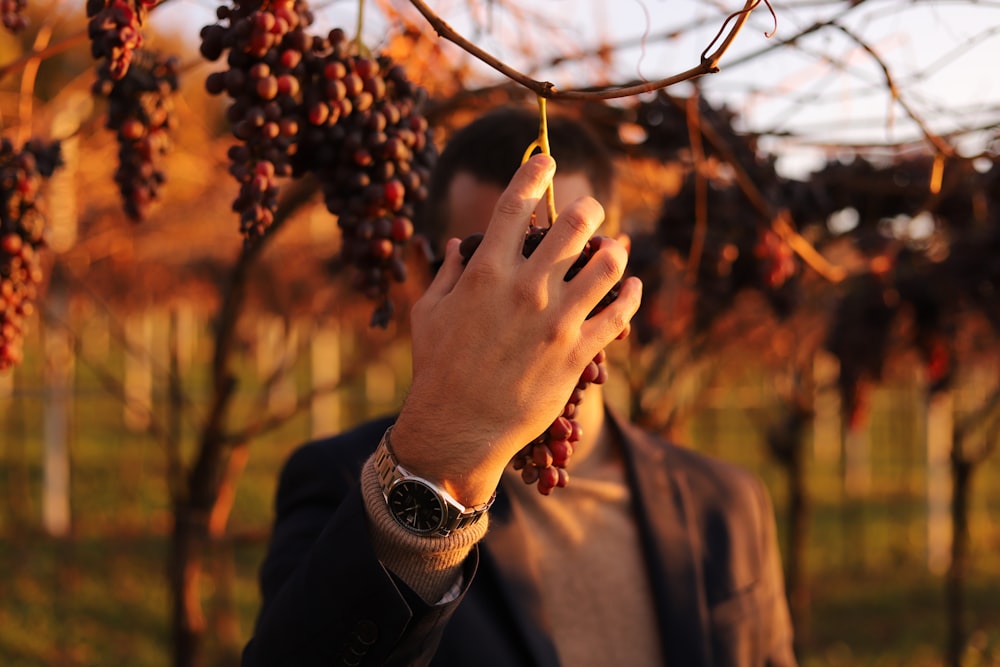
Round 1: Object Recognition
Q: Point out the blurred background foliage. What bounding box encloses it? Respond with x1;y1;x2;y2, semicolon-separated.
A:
0;0;999;666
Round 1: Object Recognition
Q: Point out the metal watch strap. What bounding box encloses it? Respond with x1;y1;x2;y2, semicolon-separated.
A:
374;426;494;536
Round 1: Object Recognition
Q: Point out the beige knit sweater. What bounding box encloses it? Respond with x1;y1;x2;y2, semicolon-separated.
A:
361;436;663;666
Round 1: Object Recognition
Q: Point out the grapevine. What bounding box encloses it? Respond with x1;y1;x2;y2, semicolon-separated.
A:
0;138;62;371
459;225;621;494
92;50;179;222
201;3;435;327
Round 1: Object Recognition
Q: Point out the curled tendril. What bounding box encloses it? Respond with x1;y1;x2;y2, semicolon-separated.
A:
761;0;778;38
701;0;778;62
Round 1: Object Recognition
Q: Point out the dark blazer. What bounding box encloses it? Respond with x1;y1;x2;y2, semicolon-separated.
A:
243;409;797;667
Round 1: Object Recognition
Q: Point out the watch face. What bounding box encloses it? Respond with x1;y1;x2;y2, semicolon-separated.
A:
387;480;446;534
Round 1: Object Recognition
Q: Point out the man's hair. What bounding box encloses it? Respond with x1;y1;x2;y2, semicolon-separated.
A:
416;107;616;255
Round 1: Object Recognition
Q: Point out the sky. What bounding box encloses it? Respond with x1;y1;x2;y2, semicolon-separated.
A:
154;0;1000;177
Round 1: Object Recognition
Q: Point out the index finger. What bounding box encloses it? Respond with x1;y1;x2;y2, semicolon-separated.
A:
473;153;556;263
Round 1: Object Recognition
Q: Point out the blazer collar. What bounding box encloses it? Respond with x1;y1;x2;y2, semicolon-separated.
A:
610;407;714;667
482;407;713;667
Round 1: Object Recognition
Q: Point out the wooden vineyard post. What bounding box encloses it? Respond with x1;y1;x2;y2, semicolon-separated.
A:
925;389;953;574
42;281;73;537
310;320;342;437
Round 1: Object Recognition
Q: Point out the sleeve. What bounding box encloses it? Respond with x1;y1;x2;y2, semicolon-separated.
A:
752;477;799;667
242;439;485;667
359;456;488;603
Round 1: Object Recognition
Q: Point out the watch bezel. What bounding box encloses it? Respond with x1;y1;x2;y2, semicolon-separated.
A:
385;477;448;535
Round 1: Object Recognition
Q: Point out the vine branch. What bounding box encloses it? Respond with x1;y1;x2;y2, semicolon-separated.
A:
830;22;955;158
16;23;54;145
406;0;766;100
665;94;848;283
0;28;87;82
685;91;709;285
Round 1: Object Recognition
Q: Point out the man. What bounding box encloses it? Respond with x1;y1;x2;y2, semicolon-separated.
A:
242;108;797;666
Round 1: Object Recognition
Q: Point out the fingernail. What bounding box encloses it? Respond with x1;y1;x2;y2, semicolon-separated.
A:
530;153;555;170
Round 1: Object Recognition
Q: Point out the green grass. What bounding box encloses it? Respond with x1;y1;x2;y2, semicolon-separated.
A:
2;332;999;666
1;531;997;667
0;531;264;667
0;532;172;666
804;570;1000;667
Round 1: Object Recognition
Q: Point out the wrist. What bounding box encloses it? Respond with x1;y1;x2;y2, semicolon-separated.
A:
376;427;496;536
390;412;504;508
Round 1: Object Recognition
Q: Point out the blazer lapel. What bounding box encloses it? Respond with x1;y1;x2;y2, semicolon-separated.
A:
480;488;561;667
611;409;714;667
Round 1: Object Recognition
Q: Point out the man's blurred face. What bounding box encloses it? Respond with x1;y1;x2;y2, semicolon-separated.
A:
443;170;597;241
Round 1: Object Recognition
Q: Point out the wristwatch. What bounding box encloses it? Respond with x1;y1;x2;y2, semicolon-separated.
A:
374;427;494;536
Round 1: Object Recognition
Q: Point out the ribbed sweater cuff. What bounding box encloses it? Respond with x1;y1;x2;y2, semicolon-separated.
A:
361;455;488;604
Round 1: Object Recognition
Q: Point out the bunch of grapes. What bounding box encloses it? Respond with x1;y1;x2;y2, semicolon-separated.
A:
305;40;435;327
201;3;435;327
92;50;179;221
824;272;897;429
655;174;803;327
752;227;799;318
1;0;27;33
201;0;315;241
0;139;62;370
510;347;608;494
753;228;795;290
87;0;156;80
459;224;621;494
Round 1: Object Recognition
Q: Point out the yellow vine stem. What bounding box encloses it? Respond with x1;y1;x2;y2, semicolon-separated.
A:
684;92;708;287
521;95;556;227
517;97;558;226
520;141;540;165
537;96;557;225
355;0;368;56
929;153;944;195
772;212;847;284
